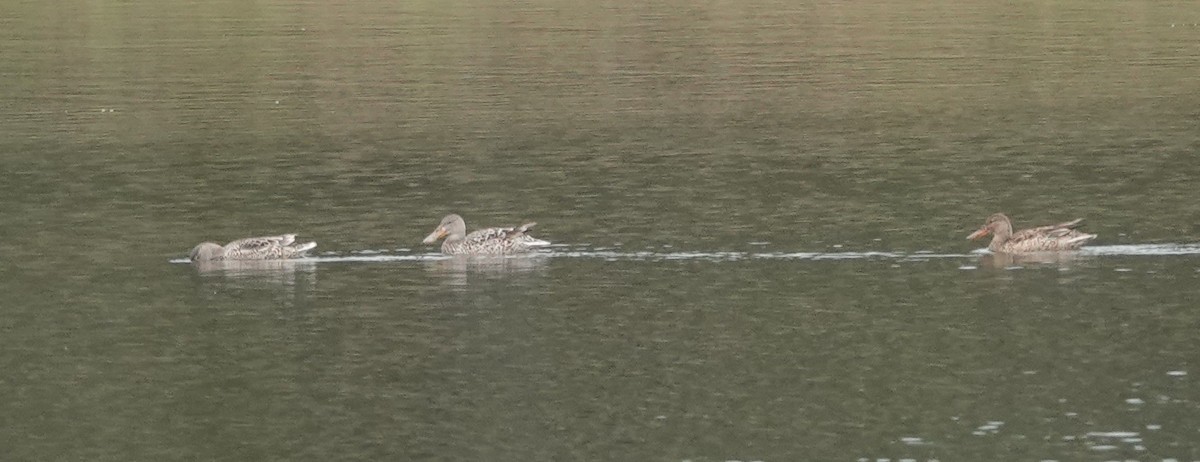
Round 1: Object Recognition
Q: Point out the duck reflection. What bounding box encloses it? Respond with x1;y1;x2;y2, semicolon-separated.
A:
189;259;319;306
423;254;550;287
192;258;318;284
978;251;1087;269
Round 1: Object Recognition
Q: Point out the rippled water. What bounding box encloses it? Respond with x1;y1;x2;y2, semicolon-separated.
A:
3;0;1200;460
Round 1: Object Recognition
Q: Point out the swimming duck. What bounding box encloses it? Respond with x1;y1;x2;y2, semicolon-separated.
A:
422;214;550;255
190;234;317;261
967;213;1096;253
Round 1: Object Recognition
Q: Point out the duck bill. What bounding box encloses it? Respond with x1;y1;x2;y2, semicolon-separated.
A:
422;227;447;244
966;227;990;240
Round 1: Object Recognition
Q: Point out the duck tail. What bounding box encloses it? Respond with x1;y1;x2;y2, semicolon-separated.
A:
523;237;552;247
1065;233;1097;245
292;241;317;255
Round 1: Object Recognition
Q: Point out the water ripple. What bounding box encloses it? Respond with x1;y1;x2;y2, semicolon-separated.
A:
169;243;1200;264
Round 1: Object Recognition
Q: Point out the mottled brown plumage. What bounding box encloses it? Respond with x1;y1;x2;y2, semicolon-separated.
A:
190;234;317;261
967;213;1096;253
422;214;550;255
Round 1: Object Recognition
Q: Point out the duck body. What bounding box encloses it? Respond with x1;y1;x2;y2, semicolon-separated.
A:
190;234;317;261
423;214;550;255
967;213;1096;253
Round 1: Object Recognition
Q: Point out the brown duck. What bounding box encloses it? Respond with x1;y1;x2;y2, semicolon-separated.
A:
422;214;550;255
967;213;1096;253
190;234;317;261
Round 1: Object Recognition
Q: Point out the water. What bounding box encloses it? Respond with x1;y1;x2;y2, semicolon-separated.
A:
3;0;1200;460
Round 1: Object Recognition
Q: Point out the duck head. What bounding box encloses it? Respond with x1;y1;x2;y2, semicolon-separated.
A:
190;242;225;261
423;214;468;244
966;213;1013;241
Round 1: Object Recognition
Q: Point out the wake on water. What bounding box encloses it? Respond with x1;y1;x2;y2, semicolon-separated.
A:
169;243;1200;264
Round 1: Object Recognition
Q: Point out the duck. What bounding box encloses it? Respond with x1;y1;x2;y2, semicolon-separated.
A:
967;213;1096;253
190;234;317;261
422;214;550;255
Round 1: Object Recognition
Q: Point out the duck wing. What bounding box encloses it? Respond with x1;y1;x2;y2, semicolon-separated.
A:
452;223;549;254
222;234;315;259
463;224;534;244
226;234;294;250
1007;219;1095;250
1012;219;1084;239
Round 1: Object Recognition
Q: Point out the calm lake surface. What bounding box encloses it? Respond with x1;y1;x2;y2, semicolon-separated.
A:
3;0;1200;460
